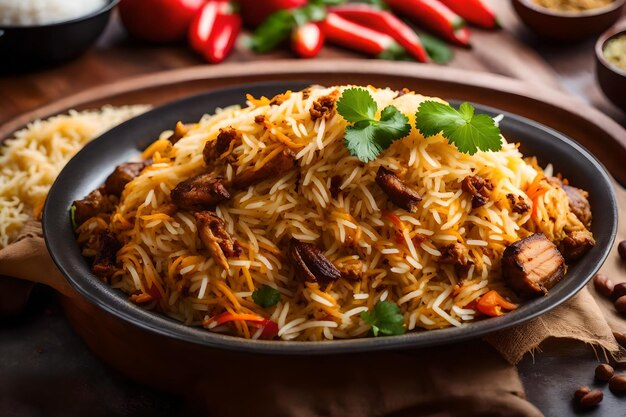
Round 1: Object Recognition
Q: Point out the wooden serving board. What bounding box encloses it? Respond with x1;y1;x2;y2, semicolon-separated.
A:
2;60;625;185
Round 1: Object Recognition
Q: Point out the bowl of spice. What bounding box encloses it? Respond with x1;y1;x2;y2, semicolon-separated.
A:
0;0;118;72
512;0;625;41
596;25;626;109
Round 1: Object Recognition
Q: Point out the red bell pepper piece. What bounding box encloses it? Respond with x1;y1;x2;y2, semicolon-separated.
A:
319;12;407;60
237;0;307;27
291;22;324;59
385;0;471;48
328;4;428;63
476;290;518;317
188;1;242;64
438;0;499;30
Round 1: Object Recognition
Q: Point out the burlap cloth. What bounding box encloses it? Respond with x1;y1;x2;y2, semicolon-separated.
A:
0;183;624;417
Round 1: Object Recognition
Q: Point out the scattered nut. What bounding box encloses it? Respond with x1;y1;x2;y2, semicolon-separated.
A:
578;389;603;408
615;296;626;314
618;240;626;262
593;273;614;297
595;364;615;381
574;386;591;401
608;374;626;394
612;282;626;301
613;331;626;348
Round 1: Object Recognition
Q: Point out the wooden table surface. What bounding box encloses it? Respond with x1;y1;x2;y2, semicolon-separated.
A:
1;1;625;417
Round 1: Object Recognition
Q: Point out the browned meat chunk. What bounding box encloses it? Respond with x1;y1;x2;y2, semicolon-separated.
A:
559;229;595;260
375;167;422;212
254;115;265;124
73;186;111;226
330;175;342;198
92;230;121;282
562;185;592;228
104;161;149;197
170;174;231;210
195;211;241;269
203;127;241;164
309;90;339;121
270;93;289;106
506;193;530;214
232;148;296;189
439;243;471;266
288;239;341;283
502;233;565;298
166;121;191;145
462;175;494;209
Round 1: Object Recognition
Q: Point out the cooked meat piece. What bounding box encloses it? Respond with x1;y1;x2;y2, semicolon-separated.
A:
309;90;340;121
232;148;296;189
166;121;191;145
195;211;241;270
562;185;592;228
502;233;565;298
330;175;342;198
73;186;111;226
439;243;471;266
254;115;265;124
462;175;494;209
506;193;530;214
203;127;241;164
559;229;595;260
288;239;341;283
375;167;422;212
270;93;289;106
104;161;149;197
92;230;121;281
170;174;231;210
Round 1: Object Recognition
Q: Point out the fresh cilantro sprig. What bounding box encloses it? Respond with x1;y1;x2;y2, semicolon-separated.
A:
337;88;411;163
252;285;281;308
361;300;406;336
414;101;502;155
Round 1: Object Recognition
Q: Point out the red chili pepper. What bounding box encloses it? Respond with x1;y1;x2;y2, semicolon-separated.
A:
319;12;407;60
188;1;242;64
385;0;471;48
291;22;324;59
476;290;518;317
328;4;428;63
438;0;499;30
237;0;307;27
203;312;279;339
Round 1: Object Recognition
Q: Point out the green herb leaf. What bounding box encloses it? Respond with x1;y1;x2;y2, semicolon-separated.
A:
419;33;454;64
250;10;296;53
252;285;281;308
292;4;326;27
70;204;77;230
361;301;406;336
337;88;411;162
414;101;502;155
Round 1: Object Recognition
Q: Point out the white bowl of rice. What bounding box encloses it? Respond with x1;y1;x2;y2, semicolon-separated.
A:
0;0;117;71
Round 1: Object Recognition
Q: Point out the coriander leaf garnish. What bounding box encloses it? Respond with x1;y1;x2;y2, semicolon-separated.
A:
252;284;281;308
337;88;411;163
70;204;77;230
361;300;406;336
414;101;502;155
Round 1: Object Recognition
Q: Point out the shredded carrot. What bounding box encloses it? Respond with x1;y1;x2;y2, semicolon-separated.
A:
262;120;304;149
476;290;517;317
246;94;270;106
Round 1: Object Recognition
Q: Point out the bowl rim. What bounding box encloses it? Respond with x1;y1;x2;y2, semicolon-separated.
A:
42;81;619;355
515;0;625;18
595;24;626;77
0;0;118;30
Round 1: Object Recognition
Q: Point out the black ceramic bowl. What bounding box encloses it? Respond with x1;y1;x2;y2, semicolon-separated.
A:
512;0;625;41
596;25;626;110
43;82;618;355
0;0;118;72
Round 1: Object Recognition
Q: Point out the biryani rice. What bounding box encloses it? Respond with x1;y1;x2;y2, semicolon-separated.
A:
75;86;590;340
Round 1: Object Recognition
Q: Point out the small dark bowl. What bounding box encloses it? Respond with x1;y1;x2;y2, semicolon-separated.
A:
596;25;626;110
0;0;118;73
512;0;625;41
